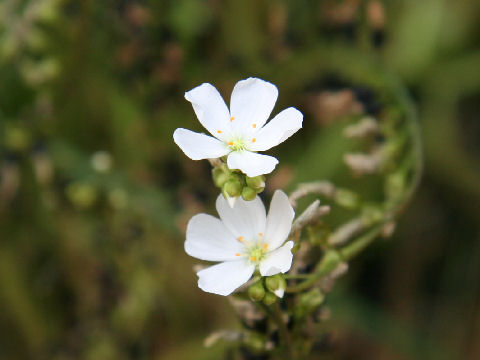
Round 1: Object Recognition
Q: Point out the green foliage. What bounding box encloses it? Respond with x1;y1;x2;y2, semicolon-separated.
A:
0;0;479;359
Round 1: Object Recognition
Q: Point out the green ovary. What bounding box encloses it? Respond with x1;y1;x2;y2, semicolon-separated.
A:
247;244;268;264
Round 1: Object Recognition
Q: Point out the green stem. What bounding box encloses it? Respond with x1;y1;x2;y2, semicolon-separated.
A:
286;252;340;294
286;270;329;294
284;274;310;280
272;302;293;359
338;225;383;261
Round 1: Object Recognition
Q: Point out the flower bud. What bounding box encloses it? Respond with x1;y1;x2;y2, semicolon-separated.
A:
262;291;277;305
334;188;360;209
246;175;265;190
295;288;325;319
265;274;287;298
212;167;230;188
319;250;342;273
241;186;257;201
248;281;266;302
223;178;243;197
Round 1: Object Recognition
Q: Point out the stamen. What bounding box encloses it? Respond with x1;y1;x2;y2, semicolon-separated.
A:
252;138;256;143
235;253;242;257
252;124;256;128
263;244;268;250
237;236;244;243
248;244;267;263
259;232;263;237
230;116;235;122
227;139;247;151
217;130;222;134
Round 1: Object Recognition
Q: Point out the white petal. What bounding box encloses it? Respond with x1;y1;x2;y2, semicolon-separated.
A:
264;190;295;250
185;214;245;262
273;288;285;298
224;193;238;208
259;241;294;276
249;107;303;152
229;78;278;134
197;260;255;296
185;83;231;139
227;151;278;177
173;128;229;160
216;193;266;241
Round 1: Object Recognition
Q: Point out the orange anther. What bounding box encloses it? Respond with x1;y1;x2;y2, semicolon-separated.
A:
259;232;263;236
230;116;235;121
237;236;244;242
228;141;234;146
263;244;268;249
217;130;222;134
252;124;256;128
235;253;241;256
250;256;256;261
252;138;256;143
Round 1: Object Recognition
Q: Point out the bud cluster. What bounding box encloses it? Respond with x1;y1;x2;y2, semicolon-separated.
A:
212;164;266;201
248;274;287;305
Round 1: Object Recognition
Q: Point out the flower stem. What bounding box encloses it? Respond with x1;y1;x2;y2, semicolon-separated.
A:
286;266;332;293
338;224;383;260
271;301;293;359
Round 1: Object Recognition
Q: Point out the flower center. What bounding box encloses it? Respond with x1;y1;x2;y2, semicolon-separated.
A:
235;233;269;263
227;139;247;151
247;242;269;264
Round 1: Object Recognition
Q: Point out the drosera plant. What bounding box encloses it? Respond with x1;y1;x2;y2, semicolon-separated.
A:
174;71;422;359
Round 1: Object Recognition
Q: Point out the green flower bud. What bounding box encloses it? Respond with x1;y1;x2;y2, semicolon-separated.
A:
223;178;242;197
334;189;360;209
212;167;230;188
319;250;342;273
241;186;257;201
295;288;325;319
246;175;265;190
248;281;266;302
265;276;280;292
263;291;277;305
265;274;287;298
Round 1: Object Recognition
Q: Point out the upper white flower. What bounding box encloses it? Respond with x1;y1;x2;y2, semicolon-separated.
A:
174;78;303;177
185;190;295;296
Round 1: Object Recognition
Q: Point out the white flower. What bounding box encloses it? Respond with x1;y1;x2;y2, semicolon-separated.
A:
185;190;295;296
173;78;303;177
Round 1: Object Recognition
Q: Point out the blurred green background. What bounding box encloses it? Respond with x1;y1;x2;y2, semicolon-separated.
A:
1;0;480;359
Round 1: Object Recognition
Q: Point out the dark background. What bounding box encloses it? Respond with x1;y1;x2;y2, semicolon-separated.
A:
1;1;479;359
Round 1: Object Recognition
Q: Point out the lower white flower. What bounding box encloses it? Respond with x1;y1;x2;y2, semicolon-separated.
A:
185;190;295;296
